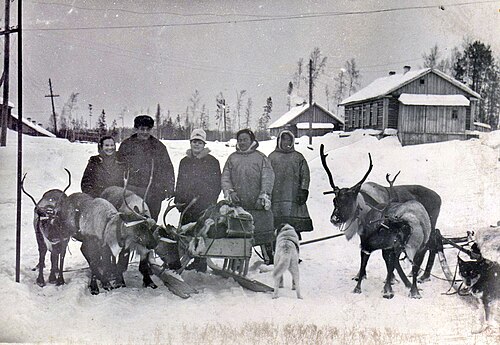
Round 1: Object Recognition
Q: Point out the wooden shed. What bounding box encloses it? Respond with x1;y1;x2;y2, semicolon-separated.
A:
269;102;343;137
340;67;481;146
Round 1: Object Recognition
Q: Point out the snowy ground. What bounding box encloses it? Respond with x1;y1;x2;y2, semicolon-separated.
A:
0;129;499;344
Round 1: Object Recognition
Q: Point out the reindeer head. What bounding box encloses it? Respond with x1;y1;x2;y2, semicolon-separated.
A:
320;144;372;226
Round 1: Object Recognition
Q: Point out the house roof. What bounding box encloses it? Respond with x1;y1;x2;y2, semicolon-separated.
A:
269;102;343;129
473;121;491;129
10;112;56;137
296;122;335;129
340;68;481;106
398;94;470;106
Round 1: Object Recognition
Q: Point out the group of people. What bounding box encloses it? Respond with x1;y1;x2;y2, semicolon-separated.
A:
81;114;313;272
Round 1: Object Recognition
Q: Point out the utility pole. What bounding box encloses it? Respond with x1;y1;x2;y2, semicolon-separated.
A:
0;0;13;147
222;99;226;141
88;104;93;129
309;59;313;145
45;79;59;136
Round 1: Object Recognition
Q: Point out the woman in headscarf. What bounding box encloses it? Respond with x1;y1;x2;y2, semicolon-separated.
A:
221;129;275;264
269;130;313;240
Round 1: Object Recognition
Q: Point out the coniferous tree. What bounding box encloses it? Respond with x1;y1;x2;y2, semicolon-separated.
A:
97;109;107;135
245;97;253;129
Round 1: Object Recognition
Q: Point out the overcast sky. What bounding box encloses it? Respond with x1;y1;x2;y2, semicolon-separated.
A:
7;0;500;129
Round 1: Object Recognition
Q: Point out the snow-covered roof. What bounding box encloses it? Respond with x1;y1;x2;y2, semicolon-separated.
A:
399;94;470;106
473;121;491;129
296;122;334;129
340;68;481;105
10;112;56;137
269;103;343;129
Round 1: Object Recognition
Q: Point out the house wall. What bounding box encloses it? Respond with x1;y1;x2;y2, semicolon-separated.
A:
344;100;384;131
398;105;467;145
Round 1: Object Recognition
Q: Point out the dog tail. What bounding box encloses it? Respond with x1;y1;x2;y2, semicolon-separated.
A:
272;255;292;279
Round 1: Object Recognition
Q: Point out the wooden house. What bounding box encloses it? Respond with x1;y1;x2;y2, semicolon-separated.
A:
2;99;55;137
269;102;343;137
340;67;481;146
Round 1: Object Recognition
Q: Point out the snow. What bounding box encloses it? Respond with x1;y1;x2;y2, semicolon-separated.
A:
398;94;470;106
1;129;499;344
340;69;480;105
296;122;334;129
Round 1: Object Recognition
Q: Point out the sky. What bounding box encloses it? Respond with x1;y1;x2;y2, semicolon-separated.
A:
6;0;500;130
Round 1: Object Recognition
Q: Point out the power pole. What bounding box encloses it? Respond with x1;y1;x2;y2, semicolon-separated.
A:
45;78;59;136
0;0;13;147
88;104;93;129
309;59;313;145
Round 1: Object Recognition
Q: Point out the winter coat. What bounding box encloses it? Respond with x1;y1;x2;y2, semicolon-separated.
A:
117;134;175;220
269;130;313;233
221;141;275;210
221;141;275;245
81;153;125;198
175;148;221;224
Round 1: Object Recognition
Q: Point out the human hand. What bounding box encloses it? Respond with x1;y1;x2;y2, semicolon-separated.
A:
296;189;309;205
228;191;241;205
256;193;271;210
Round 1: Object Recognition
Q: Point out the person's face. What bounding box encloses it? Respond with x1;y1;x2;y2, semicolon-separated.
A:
237;133;252;151
281;134;293;150
190;139;205;156
136;126;152;140
101;138;116;156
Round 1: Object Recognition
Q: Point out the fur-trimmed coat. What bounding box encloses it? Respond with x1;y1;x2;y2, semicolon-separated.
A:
175;148;221;224
81;153;125;198
269;131;313;233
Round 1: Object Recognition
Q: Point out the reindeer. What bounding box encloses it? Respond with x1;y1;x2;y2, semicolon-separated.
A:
21;169;71;287
319;144;441;284
354;173;432;298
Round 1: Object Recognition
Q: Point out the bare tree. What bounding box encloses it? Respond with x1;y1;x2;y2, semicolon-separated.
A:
293;58;304;96
189;89;201;127
235;89;247;129
345;58;361;96
334;68;347;108
286;81;293;110
244;97;253;128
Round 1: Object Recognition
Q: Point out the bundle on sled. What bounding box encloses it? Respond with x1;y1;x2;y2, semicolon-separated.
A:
155;200;273;293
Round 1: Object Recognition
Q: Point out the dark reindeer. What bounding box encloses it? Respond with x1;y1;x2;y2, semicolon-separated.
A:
21;169;71;287
355;173;432;298
320;144;441;284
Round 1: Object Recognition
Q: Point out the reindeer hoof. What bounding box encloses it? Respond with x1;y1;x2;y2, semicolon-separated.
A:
36;278;46;287
353;287;362;294
410;291;422;299
418;275;431;283
114;281;126;289
143;281;158;289
48;274;57;284
56;278;65;286
383;292;394;299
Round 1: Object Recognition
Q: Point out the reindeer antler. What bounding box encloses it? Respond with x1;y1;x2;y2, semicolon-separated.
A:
386;171;401;202
123;169;150;221
142;159;154;213
62;168;72;194
21;173;37;206
162;198;184;227
320;144;338;195
353;153;373;190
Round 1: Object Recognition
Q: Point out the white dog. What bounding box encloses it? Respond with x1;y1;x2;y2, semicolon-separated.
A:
272;223;302;299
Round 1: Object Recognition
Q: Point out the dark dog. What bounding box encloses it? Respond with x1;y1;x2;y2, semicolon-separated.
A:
22;170;71;287
458;256;499;333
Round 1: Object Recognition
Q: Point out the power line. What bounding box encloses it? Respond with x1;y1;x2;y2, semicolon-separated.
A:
24;1;496;32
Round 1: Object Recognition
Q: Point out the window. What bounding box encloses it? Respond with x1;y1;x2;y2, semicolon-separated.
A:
451;109;458;119
420;79;425;85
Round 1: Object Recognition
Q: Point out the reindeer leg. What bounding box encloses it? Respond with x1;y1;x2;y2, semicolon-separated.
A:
56;244;67;286
139;253;157;289
35;226;47;287
410;251;426;298
48;251;58;284
353;250;368;281
353;251;370;294
382;250;395;299
114;249;130;288
394;256;412;288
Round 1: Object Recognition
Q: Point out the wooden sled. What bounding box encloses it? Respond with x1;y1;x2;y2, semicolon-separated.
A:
150;263;199;299
180;237;273;293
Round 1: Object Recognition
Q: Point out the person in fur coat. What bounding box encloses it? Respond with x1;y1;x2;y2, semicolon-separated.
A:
81;136;125;198
173;129;221;271
269;130;313;240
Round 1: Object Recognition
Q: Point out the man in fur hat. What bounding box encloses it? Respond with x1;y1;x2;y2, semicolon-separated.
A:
118;115;175;221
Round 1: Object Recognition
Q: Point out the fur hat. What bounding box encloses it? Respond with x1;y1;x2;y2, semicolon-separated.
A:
190;128;207;143
134;115;154;129
236;128;255;142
